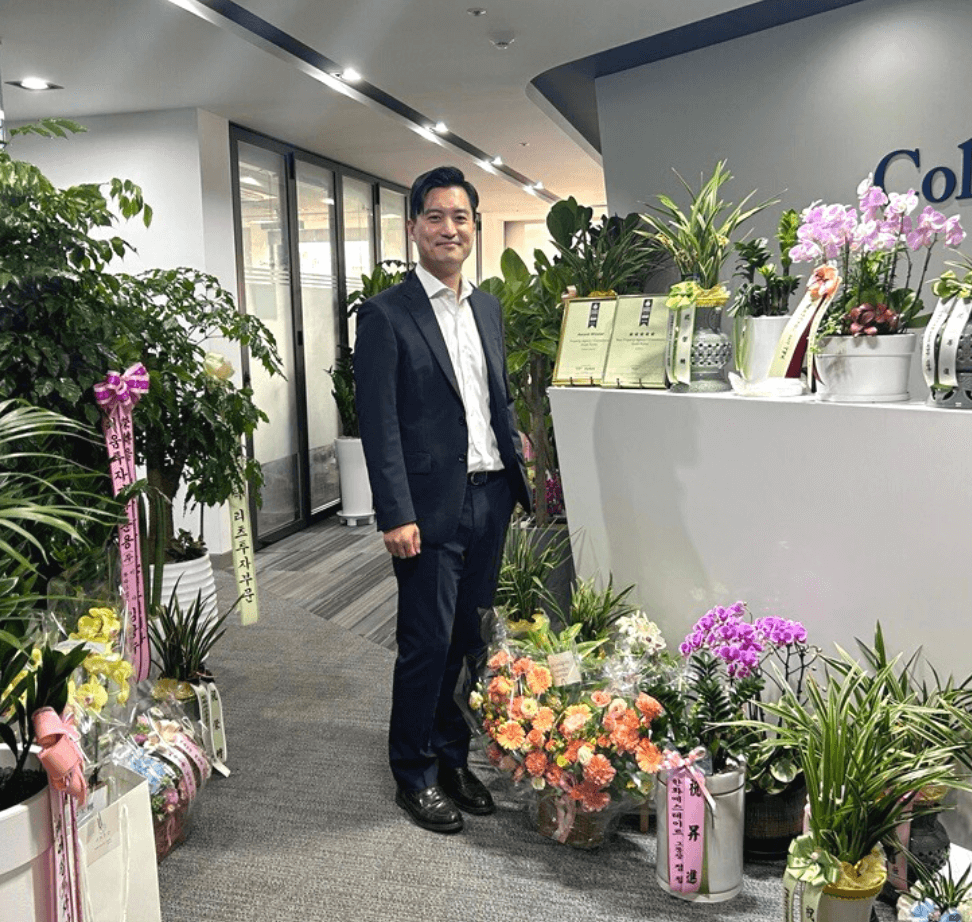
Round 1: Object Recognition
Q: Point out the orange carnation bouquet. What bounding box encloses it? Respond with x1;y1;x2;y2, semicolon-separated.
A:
467;614;667;847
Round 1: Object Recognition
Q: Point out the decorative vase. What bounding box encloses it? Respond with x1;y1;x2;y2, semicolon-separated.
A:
334;436;374;525
816;881;883;922
733;315;791;384
671;306;732;393
0;753;54;922
656;764;745;902
149;554;218;623
744;781;807;860
814;332;917;403
533;791;622;849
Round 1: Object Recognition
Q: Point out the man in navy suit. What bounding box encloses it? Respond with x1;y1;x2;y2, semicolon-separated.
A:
354;166;531;834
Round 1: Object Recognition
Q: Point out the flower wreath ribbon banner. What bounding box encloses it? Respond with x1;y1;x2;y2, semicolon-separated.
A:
34;707;88;922
93;363;150;682
662;747;714;895
768;268;841;381
664;283;729;387
922;296;972;391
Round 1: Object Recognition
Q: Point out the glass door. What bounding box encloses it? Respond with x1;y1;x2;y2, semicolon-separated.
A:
295;160;341;514
235;141;302;538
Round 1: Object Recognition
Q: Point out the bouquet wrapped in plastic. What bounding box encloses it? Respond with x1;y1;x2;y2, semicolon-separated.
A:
113;691;213;860
466;609;670;847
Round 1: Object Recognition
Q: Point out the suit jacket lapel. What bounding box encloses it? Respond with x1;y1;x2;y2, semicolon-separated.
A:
402;272;461;398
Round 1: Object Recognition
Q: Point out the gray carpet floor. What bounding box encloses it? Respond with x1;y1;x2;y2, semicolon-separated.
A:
156;568;896;922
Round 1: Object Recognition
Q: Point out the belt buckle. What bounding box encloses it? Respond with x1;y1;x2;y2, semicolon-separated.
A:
469;471;487;485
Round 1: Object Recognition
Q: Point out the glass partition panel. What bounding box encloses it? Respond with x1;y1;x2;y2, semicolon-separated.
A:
342;176;375;302
379;187;407;263
295;160;341;514
237;141;299;536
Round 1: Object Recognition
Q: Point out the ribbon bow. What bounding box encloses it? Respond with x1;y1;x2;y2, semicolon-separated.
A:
93;362;150;412
661;747;716;811
786;834;843;889
32;707;88;806
807;265;840;300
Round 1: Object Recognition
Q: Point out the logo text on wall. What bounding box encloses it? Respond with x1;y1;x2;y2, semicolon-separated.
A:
875;140;972;204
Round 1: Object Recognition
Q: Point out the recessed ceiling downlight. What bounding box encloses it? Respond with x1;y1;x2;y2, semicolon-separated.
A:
7;76;63;91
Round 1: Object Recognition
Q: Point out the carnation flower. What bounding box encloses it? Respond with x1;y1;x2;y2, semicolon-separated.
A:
511;656;535;677
494;720;526;751
583;753;617;788
532;706;555;733
590;689;611;707
635;692;663;722
635;739;663;774
526;665;552;696
561;704;592;736
525;751;548;777
487;650;511;671
573;781;611;812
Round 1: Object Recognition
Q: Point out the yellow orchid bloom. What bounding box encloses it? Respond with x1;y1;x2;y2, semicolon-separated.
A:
76;679;109;713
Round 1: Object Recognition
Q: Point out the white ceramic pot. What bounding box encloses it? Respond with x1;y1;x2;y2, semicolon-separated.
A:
816;889;880;922
0;753;54;922
733;315;791;384
334;437;373;518
655;764;745;903
815;333;916;403
149;554;218;624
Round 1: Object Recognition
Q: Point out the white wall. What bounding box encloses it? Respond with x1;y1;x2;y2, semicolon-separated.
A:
597;0;972;266
11;108;238;554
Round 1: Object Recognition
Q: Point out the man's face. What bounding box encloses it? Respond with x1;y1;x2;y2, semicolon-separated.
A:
408;185;475;280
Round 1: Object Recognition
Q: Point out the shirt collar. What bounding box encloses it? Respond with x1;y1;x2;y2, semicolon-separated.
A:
415;262;474;304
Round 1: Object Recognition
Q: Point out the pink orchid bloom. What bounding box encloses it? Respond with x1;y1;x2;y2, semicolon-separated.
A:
917;205;948;233
945;215;966;247
886;190;918;216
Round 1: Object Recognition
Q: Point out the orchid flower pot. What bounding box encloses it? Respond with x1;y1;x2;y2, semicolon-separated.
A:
0;752;54;922
744;780;807;860
815;332;916;403
782;868;884;922
656;764;745;903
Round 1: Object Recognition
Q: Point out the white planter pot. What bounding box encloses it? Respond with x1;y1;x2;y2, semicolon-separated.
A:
0;753;54;922
815;333;916;403
334;437;373;518
149;554;218;624
656;765;745;903
784;867;882;922
733;315;791;384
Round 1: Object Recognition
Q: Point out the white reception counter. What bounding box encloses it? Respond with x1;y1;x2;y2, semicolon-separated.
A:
549;386;971;680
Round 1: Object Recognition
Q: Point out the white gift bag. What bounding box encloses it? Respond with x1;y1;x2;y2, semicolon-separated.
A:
78;765;161;922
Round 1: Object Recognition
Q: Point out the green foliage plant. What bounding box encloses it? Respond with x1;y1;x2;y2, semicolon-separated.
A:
148;589;231;683
346;259;407;312
749;654;970;866
563;575;638;645
494;523;571;623
729;209;802;318
0;400;115;809
545;197;664;297
639;160;778;288
0;120;283;549
480;249;563;526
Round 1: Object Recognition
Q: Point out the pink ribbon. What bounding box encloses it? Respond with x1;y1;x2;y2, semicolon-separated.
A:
95;363;150;681
33;707;88;805
663;748;712;895
33;708;86;922
93;363;150;411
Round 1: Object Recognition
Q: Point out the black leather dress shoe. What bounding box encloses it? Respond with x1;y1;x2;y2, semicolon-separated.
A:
395;784;463;834
438;766;495;815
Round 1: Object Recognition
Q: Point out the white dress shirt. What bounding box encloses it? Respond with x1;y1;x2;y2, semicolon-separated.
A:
415;263;503;473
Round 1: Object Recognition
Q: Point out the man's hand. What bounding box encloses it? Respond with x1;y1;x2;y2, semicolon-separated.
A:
384;523;421;558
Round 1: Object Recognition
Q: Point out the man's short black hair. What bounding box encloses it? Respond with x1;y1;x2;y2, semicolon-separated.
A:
409;166;479;219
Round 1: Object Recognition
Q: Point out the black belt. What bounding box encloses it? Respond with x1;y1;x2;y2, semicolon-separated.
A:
467;469;505;486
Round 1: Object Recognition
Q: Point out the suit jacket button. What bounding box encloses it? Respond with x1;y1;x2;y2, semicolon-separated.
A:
459;453;466;462
459;416;466;426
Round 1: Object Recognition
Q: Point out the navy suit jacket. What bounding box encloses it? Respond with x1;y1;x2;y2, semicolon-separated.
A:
353;270;532;545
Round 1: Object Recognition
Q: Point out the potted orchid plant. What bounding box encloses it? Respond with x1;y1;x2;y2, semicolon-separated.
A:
787;175;965;402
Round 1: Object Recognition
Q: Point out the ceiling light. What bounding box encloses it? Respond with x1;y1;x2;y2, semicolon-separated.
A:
240;175;261;186
491;156;503;166
490;37;514;50
433;121;448;134
8;76;62;91
477;160;495;174
523;184;536;195
533;181;544;190
341;67;362;83
466;8;487;15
